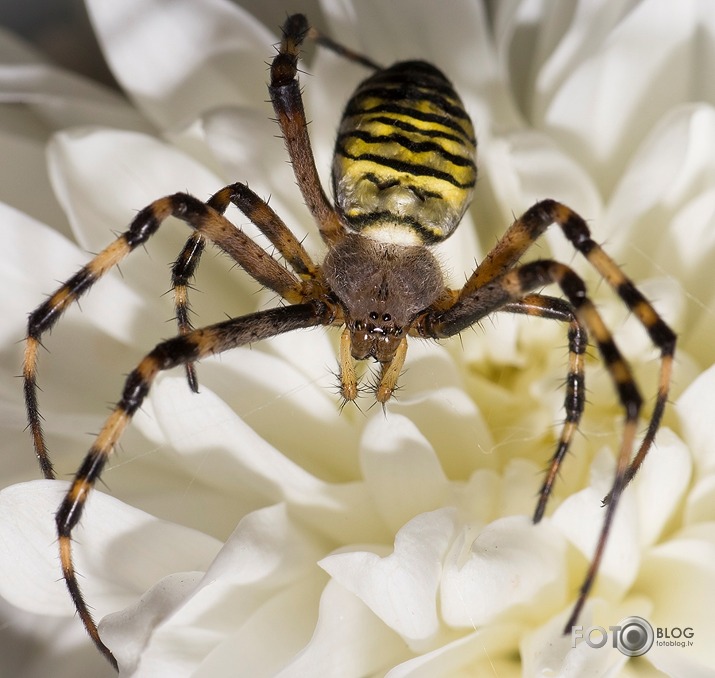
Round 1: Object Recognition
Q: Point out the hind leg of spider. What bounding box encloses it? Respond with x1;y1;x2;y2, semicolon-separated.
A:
56;300;333;670
499;294;588;522
170;182;321;392
24;192;313;479
419;258;646;633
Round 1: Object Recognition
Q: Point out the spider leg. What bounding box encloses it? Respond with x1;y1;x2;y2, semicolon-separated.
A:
270;14;345;245
419;258;652;632
499;294;587;521
171;182;320;392
307;24;382;71
460;200;676;496
171;231;205;392
375;337;408;403
25;192;314;479
55;300;331;670
338;328;358;401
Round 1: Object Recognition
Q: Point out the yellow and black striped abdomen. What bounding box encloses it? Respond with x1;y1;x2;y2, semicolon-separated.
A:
332;60;476;245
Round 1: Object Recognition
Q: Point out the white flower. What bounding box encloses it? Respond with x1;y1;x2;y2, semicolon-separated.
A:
0;1;714;676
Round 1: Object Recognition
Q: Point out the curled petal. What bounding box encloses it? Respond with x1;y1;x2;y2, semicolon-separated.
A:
320;509;458;646
441;515;567;628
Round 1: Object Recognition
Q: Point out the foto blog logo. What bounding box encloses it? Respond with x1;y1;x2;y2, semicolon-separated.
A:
572;616;655;657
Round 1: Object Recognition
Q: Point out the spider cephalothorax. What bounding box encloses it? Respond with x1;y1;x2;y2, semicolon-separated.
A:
323;234;444;362
24;13;675;671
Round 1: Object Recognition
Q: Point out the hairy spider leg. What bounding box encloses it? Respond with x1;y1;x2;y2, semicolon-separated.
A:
57;301;330;669
171;183;321;391
270;14;346;246
24;192;314;479
169;15;378;392
455;199;676;510
420;200;676;632
499;294;588;521
27;189;339;666
424;258;641;632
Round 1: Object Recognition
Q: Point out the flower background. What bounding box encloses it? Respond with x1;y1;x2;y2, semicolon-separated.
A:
0;1;714;676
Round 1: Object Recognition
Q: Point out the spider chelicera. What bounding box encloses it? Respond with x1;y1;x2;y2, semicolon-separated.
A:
24;13;675;670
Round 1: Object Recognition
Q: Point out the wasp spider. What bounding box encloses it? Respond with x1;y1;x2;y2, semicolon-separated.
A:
23;14;676;670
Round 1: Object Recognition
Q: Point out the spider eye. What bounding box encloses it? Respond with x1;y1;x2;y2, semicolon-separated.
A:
369;311;378;320
382;313;391;322
354;320;364;330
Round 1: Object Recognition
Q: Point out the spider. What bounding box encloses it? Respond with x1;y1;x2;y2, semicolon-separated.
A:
23;14;676;671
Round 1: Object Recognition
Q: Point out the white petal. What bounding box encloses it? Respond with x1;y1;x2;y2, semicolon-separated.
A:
521;608;625;678
0;196;151;350
647;646;715;678
100;571;203;675
320;509;458;646
384;382;496;480
108;504;328;676
633;428;691;546
541;1;705;190
85;0;273;131
441;515;567;628
322;0;495;82
277;579;409;678
552;448;641;598
484;130;602;238
0;204;84;346
0;57;147;133
0;481;221;619
685;474;715;525
386;624;521;678
201;108;309;233
0;597;116;678
48;128;219;252
0;125;67;235
606;104;715;272
676;362;715;474
635;524;715;669
47;129;253;333
147;376;325;502
191;574;325;678
142;372;384;543
359;414;449;532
